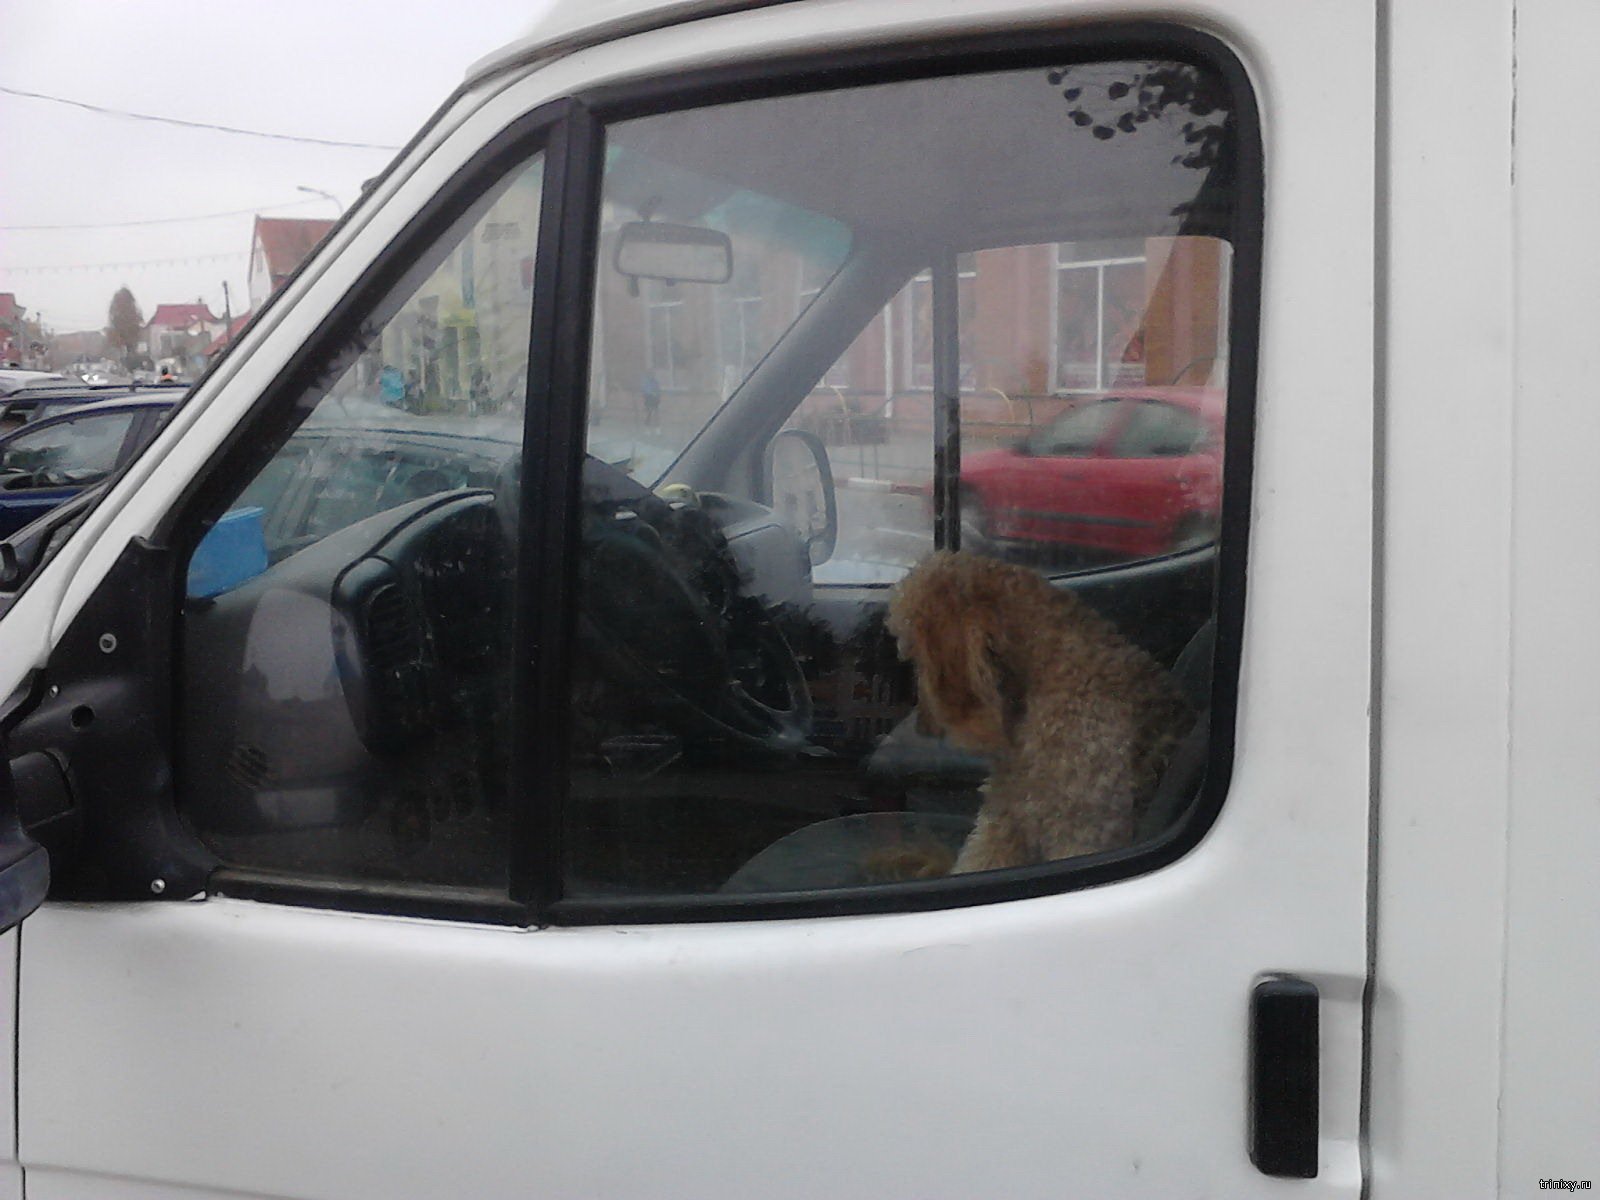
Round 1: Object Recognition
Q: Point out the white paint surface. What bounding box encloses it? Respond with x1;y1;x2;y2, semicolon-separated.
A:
4;0;1381;1197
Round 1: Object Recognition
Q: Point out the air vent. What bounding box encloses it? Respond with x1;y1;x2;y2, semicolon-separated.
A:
365;583;420;669
227;743;273;791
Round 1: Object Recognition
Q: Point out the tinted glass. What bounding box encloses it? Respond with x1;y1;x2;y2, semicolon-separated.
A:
1115;400;1210;457
566;57;1240;903
1032;400;1124;456
176;154;544;894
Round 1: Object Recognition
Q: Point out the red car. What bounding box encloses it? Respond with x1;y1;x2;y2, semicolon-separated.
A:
959;387;1224;560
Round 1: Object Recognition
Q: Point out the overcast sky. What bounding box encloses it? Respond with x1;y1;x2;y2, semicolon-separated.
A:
0;1;550;336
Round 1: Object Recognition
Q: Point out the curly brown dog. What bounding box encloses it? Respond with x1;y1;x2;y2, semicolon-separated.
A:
886;551;1193;873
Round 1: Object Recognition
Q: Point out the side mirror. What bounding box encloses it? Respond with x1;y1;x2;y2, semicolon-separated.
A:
0;684;52;934
762;429;837;566
614;221;733;285
0;483;106;598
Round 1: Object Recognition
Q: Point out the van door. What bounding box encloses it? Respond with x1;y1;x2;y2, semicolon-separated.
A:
7;3;1376;1197
0;935;18;1200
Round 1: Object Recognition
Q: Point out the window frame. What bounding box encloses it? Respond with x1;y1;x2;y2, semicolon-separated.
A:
902;256;979;392
1050;249;1151;394
544;23;1262;924
641;282;687;388
147;22;1259;927
157;103;572;927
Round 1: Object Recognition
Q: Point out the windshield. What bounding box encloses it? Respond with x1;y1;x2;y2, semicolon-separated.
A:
588;141;853;485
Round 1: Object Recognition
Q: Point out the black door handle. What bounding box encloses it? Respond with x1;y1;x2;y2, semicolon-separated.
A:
1249;975;1319;1178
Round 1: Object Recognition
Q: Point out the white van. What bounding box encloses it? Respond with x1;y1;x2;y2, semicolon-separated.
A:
0;1;1592;1197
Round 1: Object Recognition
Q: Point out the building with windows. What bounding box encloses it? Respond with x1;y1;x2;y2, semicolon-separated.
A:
145;303;223;375
591;230;1229;463
46;329;108;372
0;293;40;367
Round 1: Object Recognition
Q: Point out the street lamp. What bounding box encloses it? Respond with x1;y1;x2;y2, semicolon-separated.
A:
296;185;343;216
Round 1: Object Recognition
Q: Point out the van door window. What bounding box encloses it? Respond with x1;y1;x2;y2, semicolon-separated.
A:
175;153;544;893
568;54;1247;906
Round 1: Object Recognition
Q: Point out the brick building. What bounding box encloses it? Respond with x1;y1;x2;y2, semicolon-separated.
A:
591;231;1229;457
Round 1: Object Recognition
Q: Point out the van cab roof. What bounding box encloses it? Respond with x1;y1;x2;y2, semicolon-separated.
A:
467;0;786;83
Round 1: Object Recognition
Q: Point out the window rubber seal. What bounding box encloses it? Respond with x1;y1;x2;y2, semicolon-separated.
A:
536;19;1261;925
160;20;1260;928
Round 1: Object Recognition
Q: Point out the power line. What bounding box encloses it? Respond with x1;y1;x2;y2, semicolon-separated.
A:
0;84;402;151
1;197;328;232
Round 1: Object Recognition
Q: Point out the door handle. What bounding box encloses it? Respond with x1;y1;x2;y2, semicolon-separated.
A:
1249;975;1319;1178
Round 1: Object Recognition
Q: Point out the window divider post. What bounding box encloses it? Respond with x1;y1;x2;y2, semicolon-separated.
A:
931;248;961;551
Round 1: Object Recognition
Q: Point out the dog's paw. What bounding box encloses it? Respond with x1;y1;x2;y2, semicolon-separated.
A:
860;842;956;882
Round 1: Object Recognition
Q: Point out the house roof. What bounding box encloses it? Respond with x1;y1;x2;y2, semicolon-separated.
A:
204;311;252;355
0;293;22;323
253;216;336;282
148;302;219;329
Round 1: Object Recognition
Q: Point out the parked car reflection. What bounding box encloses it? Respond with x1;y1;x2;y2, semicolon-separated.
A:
959;387;1223;562
0;393;180;538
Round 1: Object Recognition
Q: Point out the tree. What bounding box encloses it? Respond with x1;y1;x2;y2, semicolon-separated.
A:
106;286;145;368
1050;62;1231;170
1046;61;1236;232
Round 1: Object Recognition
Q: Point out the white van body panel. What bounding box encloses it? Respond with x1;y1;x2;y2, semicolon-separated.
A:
0;932;17;1200
467;0;769;79
7;1;1379;1198
1500;0;1600;1187
1369;1;1516;1195
4;0;1595;1196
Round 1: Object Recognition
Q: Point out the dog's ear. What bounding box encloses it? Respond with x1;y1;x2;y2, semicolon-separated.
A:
915;604;1023;755
987;630;1028;745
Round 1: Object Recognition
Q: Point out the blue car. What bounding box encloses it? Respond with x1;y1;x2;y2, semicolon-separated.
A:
0;379;185;426
0;393;179;539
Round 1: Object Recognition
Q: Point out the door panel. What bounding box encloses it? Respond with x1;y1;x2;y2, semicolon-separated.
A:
13;2;1375;1197
0;930;17;1200
22;869;1364;1199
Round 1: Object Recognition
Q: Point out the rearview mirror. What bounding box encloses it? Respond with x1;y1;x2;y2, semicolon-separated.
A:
614;221;733;284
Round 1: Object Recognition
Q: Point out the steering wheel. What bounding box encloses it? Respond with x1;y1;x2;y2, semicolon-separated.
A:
33;466;94;488
576;463;811;756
